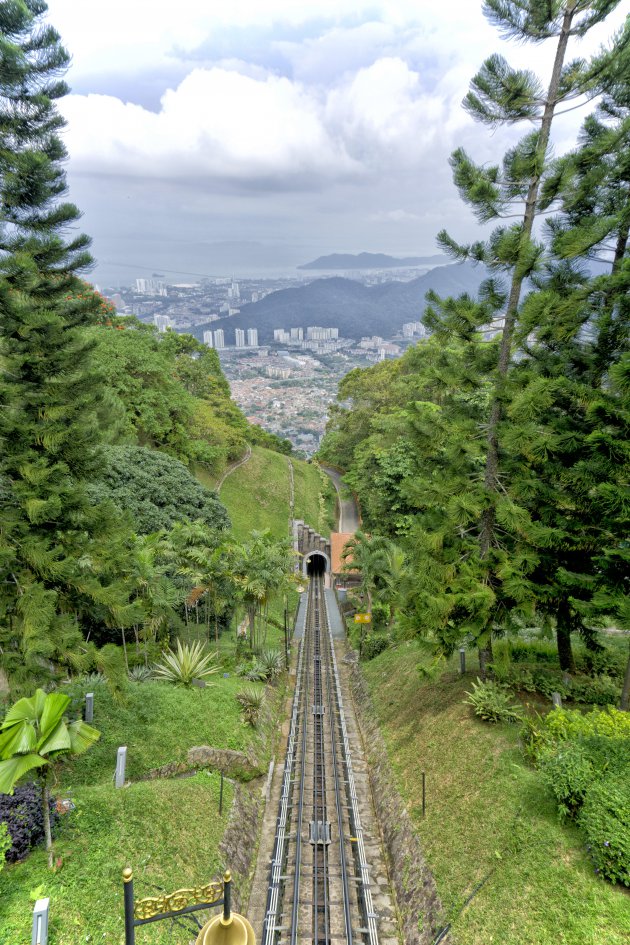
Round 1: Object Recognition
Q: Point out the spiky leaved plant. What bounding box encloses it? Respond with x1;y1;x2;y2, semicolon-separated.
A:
152;640;218;687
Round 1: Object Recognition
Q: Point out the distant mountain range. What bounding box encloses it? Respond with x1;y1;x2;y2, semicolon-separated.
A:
298;252;448;270
193;262;490;344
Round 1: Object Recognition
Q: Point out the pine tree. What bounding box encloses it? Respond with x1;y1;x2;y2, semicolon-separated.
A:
506;51;630;670
0;2;138;691
427;0;626;661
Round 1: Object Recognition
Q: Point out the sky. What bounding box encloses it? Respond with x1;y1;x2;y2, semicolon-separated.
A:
44;0;628;286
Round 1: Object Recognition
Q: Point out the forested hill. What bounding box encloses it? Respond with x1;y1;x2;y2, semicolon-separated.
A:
90;313;291;476
194;262;488;343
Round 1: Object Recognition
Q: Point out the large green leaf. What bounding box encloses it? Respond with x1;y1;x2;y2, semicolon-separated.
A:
0;754;47;795
38;692;71;739
1;689;46;728
67;720;100;755
37;720;72;757
0;722;37;760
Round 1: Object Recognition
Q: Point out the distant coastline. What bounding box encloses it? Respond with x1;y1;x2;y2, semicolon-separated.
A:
298;252;448;270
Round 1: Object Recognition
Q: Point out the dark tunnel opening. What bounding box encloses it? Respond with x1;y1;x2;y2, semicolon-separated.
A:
306;552;327;576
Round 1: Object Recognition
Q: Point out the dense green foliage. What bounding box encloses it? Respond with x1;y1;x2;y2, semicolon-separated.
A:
0;3;296;700
320;2;630;692
89;445;230;534
525;706;630;886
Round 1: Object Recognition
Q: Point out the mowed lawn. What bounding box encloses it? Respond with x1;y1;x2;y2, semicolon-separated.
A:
362;643;630;945
0;678;261;945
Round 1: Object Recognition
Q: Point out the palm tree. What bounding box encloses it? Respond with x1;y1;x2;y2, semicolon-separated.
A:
341;532;390;655
233;532;292;651
380;543;409;630
0;690;99;867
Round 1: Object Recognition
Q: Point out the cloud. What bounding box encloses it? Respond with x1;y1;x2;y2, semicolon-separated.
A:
62;53;473;191
369;209;420;223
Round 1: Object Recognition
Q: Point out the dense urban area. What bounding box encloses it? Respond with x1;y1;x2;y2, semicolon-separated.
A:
103;274;427;453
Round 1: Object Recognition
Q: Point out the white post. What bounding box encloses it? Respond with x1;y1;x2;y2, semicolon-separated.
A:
32;898;49;945
85;692;94;723
115;746;127;788
552;692;562;708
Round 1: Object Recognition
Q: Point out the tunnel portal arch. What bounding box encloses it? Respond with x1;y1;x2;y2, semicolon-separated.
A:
303;550;330;577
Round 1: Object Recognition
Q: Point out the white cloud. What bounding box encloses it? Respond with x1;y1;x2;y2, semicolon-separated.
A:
62;56;465;187
62;68;361;185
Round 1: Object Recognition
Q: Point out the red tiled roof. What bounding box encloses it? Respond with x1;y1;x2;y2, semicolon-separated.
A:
331;532;355;575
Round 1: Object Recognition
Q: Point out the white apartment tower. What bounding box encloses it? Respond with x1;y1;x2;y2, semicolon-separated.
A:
213;329;225;349
247;328;259;347
203;330;214;347
235;328;246;348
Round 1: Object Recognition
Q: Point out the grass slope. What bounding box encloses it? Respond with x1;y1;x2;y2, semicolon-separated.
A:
0;678;259;944
217;447;335;542
362;643;630;945
220;446;291;541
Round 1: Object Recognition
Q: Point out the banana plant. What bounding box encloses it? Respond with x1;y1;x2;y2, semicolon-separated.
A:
0;689;100;867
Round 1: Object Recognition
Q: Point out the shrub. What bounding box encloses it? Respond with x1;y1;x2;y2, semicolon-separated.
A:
153;641;218;687
236;660;266;681
128;665;153;683
491;663;537;692
0;822;10;871
538;735;630;818
236;687;266;727
361;633;391;661
580;772;630;887
523;706;630;760
78;671;107;688
567;675;620;706
258;649;284;680
464;678;524;724
0;783;58;863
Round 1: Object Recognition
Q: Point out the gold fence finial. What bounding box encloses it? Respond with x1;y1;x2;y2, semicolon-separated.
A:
123;867;133;883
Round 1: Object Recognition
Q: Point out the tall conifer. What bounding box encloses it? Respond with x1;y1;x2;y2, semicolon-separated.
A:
0;1;137;690
428;0;625;662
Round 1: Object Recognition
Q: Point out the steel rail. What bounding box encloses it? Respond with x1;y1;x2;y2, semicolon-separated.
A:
323;590;380;945
311;580;329;944
262;581;310;945
322;582;354;945
290;581;310;945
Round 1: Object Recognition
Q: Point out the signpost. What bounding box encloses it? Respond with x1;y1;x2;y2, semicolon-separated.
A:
354;613;372;624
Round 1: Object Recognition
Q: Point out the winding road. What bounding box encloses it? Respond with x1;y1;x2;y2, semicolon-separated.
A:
322;467;360;533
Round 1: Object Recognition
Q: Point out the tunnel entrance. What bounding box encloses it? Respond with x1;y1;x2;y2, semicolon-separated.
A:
305;551;329;577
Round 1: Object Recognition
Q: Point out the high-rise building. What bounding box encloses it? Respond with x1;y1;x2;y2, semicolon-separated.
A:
306;326;338;341
203;330;214;347
137;278;167;296
402;321;423;338
235;328;245;348
214;329;225;349
247;328;258;347
290;327;303;341
274;328;291;344
154;314;173;333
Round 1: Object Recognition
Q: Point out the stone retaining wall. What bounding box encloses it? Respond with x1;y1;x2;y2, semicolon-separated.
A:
348;657;452;945
219;781;265;911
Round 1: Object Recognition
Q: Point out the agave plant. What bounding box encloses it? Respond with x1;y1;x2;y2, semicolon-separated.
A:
128;665;153;683
152;640;218;687
236;687;266;727
259;649;284;680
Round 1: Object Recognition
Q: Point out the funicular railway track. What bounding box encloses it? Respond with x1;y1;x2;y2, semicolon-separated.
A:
263;576;379;945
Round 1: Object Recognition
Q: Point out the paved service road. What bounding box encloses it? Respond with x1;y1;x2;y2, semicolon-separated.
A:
322;466;360;533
